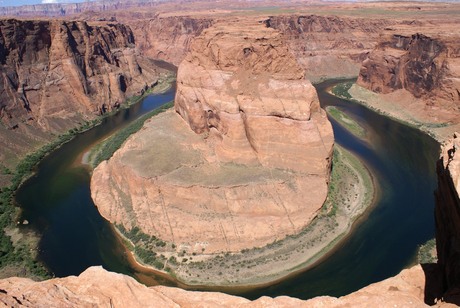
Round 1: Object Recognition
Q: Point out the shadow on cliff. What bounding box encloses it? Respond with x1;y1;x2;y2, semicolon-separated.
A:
422;263;460;306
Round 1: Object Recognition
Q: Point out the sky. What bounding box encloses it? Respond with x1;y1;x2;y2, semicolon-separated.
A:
0;0;90;7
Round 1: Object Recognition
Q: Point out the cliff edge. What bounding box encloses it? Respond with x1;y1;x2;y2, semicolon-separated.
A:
0;265;441;307
435;133;460;303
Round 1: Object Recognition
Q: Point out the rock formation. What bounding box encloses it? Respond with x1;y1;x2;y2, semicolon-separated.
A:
0;18;164;168
357;32;460;107
265;15;392;82
0;264;443;307
129;16;213;66
91;20;333;259
435;133;460;301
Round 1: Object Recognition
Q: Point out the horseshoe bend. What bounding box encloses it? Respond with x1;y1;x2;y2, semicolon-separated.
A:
1;1;460;307
90;20;344;285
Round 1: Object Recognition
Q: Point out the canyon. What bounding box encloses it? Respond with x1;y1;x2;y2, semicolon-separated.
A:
0;18;168;171
0;0;460;306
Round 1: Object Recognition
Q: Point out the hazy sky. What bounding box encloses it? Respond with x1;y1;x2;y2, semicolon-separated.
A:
0;0;89;7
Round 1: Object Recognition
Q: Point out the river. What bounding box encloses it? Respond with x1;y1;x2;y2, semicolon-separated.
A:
15;79;439;299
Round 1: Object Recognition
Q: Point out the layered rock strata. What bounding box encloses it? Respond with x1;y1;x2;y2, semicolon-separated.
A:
91;21;333;256
265;15;392;82
0;1;161;18
357;32;460;108
435;133;460;299
0;19;163;168
0;265;441;307
129;16;213;66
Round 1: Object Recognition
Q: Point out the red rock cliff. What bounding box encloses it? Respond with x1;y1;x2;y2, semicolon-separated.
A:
265;15;392;82
357;33;460;107
435;133;460;300
129;16;213;66
0;18;163;168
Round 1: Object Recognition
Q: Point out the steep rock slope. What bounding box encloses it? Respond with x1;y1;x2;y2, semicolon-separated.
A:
0;19;163;168
357;32;460;106
91;20;333;257
436;133;460;301
129;16;213;66
265;15;392;82
0;265;439;307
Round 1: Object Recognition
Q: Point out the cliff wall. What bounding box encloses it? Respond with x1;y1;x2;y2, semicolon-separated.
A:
265;15;392;82
435;133;460;300
357;32;460;108
128;16;213;66
0;18;163;168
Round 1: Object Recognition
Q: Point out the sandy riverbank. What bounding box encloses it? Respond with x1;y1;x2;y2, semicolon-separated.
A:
347;84;460;143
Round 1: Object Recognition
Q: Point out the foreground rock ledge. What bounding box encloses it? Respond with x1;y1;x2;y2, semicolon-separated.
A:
0;265;438;307
91;20;334;256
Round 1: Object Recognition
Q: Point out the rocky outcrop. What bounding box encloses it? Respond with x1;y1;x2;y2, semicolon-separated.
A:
91;20;333;260
0;18;164;168
0;265;441;307
435;133;460;298
129;16;213;66
357;33;460;107
174;20;333;172
265;15;392;82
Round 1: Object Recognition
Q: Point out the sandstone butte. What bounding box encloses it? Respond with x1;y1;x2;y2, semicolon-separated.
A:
0;19;166;169
91;20;334;257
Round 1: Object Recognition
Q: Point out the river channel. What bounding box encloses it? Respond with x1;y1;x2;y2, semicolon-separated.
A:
15;79;439;300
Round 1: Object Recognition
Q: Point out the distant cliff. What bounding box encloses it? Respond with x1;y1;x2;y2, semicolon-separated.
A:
0;1;164;18
129;16;213;66
357;33;460;106
265;15;392;82
0;18;164;168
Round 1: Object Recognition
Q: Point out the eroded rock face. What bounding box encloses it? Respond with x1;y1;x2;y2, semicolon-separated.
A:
175;20;333;173
130;16;213;66
357;33;460;105
265;15;392;82
0;18;163;167
435;133;460;296
0;265;435;307
91;20;333;255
